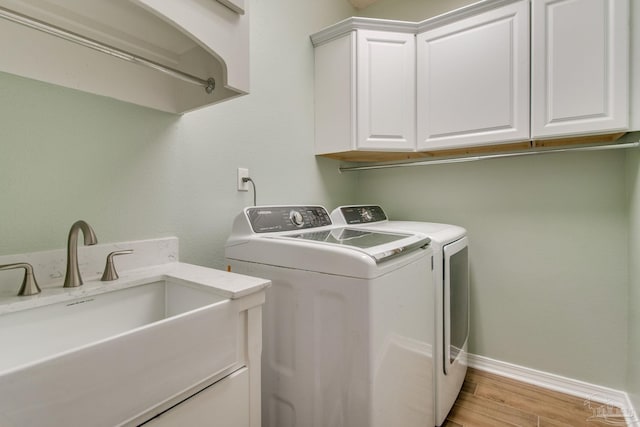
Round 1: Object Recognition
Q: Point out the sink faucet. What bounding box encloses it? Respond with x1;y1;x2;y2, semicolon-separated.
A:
0;263;41;296
63;220;98;288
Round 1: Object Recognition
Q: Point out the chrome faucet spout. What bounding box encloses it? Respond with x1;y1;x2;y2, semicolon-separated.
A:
63;220;98;288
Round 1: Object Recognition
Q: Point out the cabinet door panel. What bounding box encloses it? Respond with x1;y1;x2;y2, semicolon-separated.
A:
417;1;530;150
145;368;250;426
531;0;629;138
314;33;356;154
357;30;416;151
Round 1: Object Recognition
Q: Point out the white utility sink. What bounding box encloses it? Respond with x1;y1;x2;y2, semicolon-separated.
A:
0;276;245;427
0;280;226;372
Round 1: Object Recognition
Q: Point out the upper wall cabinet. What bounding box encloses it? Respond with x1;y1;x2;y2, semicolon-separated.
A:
531;0;629;138
0;0;249;114
417;0;530;150
312;0;636;162
313;26;416;158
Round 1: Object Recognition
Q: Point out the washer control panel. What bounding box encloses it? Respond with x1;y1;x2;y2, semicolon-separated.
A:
247;206;332;233
339;205;387;225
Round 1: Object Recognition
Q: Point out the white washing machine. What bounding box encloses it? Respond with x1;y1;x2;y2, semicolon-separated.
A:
225;205;436;427
331;205;468;427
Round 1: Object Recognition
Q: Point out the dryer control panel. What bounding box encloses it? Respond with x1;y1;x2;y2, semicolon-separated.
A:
246;206;332;233
339;205;387;225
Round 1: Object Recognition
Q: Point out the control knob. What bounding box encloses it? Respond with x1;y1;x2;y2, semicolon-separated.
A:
289;210;304;227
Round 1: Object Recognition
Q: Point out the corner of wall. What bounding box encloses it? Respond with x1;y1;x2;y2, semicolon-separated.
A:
625;144;640;420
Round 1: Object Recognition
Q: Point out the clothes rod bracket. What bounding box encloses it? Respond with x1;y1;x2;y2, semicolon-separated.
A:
205;78;216;94
0;6;216;95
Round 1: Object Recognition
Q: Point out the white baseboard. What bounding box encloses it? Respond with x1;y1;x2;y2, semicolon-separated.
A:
467;353;639;426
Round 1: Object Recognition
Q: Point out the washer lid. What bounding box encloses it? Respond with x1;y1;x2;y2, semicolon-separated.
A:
272;228;430;264
226;205;432;276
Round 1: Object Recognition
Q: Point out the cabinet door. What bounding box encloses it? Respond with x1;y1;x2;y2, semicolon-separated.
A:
314;33;356;155
416;1;530;150
531;0;629;138
145;368;250;426
356;30;416;151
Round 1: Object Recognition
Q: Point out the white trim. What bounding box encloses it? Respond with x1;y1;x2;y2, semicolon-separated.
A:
309;0;523;47
310;17;416;47
416;0;521;32
468;353;639;426
625;393;640;427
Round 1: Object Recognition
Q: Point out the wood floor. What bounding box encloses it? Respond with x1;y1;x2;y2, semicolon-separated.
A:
442;368;628;427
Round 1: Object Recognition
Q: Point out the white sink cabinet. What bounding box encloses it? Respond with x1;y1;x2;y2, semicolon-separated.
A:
145;368;251;426
0;263;268;427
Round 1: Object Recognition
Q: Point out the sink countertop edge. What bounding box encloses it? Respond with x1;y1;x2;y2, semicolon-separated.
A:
162;262;272;299
0;262;271;316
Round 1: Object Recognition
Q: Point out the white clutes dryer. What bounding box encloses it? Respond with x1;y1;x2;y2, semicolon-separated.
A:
225;205;436;427
331;205;469;427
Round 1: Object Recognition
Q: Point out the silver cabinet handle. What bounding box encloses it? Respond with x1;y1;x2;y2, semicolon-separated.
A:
100;250;134;281
0;262;41;296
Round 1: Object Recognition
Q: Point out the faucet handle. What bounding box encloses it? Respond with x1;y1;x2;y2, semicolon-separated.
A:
101;250;134;281
0;263;41;296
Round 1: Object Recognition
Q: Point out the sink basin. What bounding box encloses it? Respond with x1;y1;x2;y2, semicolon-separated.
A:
0;278;243;426
0;280;225;373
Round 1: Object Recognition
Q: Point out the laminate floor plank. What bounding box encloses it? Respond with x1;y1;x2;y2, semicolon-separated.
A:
474;382;594;425
453;391;538;426
537;415;610;427
446;402;521;427
443;368;627;427
467;369;590;407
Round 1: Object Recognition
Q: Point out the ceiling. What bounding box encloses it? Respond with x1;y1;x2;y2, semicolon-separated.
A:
348;0;380;9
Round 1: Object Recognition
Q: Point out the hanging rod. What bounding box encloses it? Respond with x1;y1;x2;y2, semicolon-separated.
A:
0;6;215;94
339;141;640;172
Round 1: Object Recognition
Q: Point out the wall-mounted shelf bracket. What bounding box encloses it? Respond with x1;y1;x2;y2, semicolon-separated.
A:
0;5;216;95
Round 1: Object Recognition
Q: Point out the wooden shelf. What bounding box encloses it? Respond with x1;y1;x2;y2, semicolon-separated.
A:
319;133;626;163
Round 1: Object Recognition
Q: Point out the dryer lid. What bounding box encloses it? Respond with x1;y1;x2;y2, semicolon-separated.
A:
331;205;388;225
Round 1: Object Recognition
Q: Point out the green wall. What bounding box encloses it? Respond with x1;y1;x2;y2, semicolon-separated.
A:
627;149;640;415
625;0;640;417
354;151;629;388
355;0;476;20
